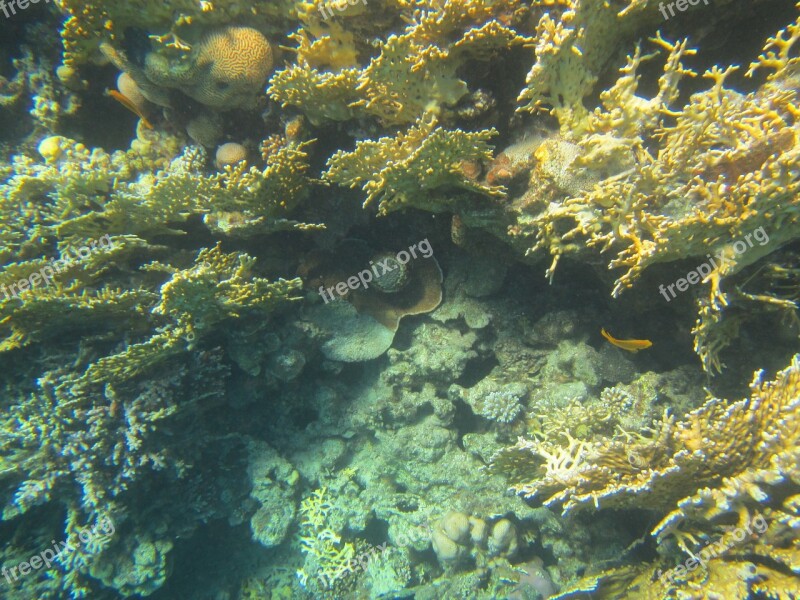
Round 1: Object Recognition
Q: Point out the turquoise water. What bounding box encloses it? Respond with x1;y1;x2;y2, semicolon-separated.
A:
0;1;798;599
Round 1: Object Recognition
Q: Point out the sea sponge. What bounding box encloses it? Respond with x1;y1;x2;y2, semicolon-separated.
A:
215;142;247;169
145;26;273;109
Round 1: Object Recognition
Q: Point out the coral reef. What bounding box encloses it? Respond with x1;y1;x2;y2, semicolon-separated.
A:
492;354;800;597
1;0;798;598
501;12;800;373
325;115;504;215
270;0;530;126
142;26;274;109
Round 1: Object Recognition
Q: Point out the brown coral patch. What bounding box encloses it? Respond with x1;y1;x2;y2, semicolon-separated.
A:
298;241;443;332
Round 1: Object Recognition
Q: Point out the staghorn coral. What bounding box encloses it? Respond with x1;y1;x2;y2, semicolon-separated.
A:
492;354;800;598
325;115;504;215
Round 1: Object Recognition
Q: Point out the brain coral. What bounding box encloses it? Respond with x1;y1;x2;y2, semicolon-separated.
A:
144;26;273;109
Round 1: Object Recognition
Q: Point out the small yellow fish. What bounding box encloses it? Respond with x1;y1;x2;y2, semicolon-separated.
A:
601;328;652;353
106;89;153;129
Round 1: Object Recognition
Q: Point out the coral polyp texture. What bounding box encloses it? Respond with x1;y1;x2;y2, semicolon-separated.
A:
0;0;799;598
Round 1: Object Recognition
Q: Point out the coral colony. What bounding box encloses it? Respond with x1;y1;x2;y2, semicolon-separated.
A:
318;238;433;302
0;0;798;599
658;227;770;302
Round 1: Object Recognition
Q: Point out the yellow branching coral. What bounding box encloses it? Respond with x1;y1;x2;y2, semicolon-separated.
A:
56;141;314;239
53;0;296;68
269;66;361;126
325;116;504;214
296;487;356;590
493;355;800;598
269;0;530;126
517;0;668;131
83;244;303;384
507;13;800;372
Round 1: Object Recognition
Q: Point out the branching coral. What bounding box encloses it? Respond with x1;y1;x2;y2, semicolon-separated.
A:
297;487;357;590
505;13;800;372
270;0;530;126
325;115;504;214
0;349;229;597
492;355;800;597
82;245;302;384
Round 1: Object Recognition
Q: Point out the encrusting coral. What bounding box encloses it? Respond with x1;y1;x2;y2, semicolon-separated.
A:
491;354;800;598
